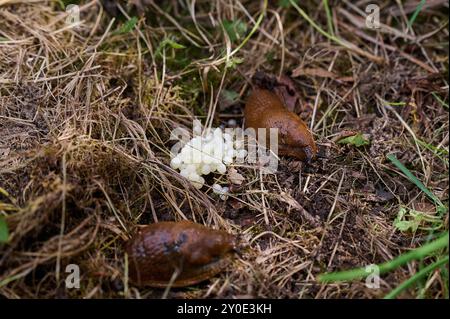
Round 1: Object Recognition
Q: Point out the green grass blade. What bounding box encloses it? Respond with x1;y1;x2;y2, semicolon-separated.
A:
214;0;267;66
441;264;449;298
113;16;138;35
229;0;267;57
407;0;426;29
289;0;335;41
386;154;444;208
0;269;32;289
416;139;449;166
432;92;449;109
318;232;448;282
289;0;383;64
384;255;449;299
0;216;8;243
322;0;334;36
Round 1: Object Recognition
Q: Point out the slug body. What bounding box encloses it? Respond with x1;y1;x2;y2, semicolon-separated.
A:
126;221;236;287
244;88;317;162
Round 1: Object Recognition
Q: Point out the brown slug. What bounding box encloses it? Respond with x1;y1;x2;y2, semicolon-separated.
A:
126;220;237;288
244;88;317;162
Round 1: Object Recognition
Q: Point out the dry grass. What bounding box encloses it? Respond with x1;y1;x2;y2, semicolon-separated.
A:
0;0;448;299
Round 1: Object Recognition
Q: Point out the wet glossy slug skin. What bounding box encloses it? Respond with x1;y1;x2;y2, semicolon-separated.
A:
126;221;237;287
244;89;317;161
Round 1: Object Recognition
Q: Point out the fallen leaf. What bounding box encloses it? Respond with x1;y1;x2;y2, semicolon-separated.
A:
273;74;301;112
337;132;370;147
331;130;357;142
292;67;337;79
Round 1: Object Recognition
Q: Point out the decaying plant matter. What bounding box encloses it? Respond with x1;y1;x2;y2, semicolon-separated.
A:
0;0;448;299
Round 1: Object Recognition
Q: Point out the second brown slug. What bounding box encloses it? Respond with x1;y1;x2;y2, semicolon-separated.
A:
244;87;317;162
126;221;237;288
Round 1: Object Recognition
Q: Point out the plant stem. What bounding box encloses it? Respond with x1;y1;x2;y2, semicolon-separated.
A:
387;154;445;208
213;0;267;66
322;0;334;36
384;256;449;299
318;232;449;282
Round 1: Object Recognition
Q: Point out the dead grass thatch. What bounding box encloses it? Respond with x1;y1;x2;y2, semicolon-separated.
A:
0;0;448;299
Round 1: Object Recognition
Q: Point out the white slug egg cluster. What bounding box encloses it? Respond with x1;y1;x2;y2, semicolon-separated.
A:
212;183;230;200
170;126;247;190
